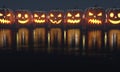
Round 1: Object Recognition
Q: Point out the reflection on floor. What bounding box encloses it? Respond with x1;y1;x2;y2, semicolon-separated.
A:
0;27;120;56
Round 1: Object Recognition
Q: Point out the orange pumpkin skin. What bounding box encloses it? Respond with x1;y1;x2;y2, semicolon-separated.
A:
0;8;15;24
64;9;83;25
106;8;120;25
15;10;33;25
48;10;64;25
33;11;47;24
84;7;105;25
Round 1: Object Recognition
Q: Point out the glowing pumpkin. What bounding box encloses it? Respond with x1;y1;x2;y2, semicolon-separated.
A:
15;10;32;24
64;9;83;24
106;8;120;24
0;8;15;24
84;7;105;24
33;11;47;24
48;10;64;24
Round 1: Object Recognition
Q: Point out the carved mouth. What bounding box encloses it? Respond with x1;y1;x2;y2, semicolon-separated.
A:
18;19;29;24
88;19;102;24
67;19;81;24
0;19;11;24
34;19;45;23
109;19;120;24
50;19;62;24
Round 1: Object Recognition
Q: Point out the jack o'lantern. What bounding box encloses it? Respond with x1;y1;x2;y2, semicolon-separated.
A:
15;10;33;24
106;8;120;24
33;11;47;24
84;7;105;24
48;10;64;24
64;9;83;24
0;8;15;24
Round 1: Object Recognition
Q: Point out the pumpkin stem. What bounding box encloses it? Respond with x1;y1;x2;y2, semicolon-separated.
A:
94;4;98;7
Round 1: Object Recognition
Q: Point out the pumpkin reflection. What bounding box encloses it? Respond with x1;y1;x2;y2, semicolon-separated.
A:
0;29;11;48
67;29;80;47
88;30;101;49
33;28;46;47
17;28;29;48
50;28;62;47
109;30;120;49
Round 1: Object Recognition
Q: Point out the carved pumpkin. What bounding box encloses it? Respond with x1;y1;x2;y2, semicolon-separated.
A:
0;8;15;24
15;10;32;24
106;8;120;24
33;11;47;24
48;10;64;24
64;9;83;24
84;7;105;24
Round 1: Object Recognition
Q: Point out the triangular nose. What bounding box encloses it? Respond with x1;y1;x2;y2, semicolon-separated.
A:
22;17;24;19
94;16;96;18
115;16;117;18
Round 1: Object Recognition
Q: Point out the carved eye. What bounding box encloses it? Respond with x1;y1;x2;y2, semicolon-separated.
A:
34;14;38;17
50;13;54;17
25;14;28;18
7;13;11;16
97;12;102;16
75;13;80;17
58;14;62;17
118;13;120;18
67;13;72;17
89;12;93;16
110;12;114;18
18;13;21;18
41;14;45;18
0;13;3;16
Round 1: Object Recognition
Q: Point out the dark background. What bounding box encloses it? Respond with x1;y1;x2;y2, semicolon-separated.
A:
0;0;120;66
0;0;120;11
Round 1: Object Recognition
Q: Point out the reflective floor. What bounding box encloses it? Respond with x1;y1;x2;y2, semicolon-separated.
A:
0;27;120;57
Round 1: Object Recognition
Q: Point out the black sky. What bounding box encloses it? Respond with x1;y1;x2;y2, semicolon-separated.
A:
0;0;120;11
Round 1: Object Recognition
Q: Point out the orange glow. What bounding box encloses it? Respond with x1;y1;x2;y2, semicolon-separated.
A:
0;29;11;48
17;28;29;48
67;13;72;17
67;19;81;24
88;12;93;16
108;19;120;24
50;28;62;46
108;30;120;48
88;19;102;24
97;12;102;16
0;19;11;24
18;19;29;24
67;29;80;47
110;12;114;18
88;30;101;49
49;19;62;24
33;28;46;47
